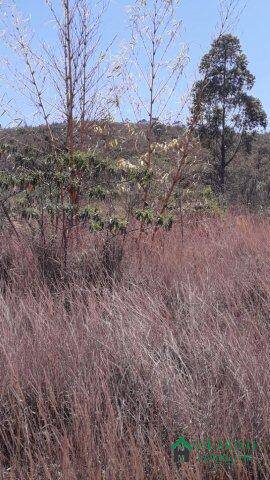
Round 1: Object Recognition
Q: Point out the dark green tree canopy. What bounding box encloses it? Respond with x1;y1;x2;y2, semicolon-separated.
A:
191;34;267;188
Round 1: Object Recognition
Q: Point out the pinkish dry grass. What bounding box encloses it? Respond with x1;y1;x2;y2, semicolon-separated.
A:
0;212;269;479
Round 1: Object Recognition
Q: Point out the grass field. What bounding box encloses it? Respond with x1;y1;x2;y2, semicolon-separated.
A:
0;212;269;479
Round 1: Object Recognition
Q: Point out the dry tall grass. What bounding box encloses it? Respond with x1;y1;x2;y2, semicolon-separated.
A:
0;212;269;479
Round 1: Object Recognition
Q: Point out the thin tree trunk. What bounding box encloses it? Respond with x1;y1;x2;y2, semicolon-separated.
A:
219;47;227;191
64;0;77;207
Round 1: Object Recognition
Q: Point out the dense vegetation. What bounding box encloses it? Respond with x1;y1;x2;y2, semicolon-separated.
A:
0;0;269;478
0;214;270;479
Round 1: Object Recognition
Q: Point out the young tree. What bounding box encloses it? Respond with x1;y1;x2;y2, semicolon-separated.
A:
113;0;187;236
0;0;113;265
191;34;267;190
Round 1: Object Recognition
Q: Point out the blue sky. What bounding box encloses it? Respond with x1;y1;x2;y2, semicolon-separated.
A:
1;0;269;127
